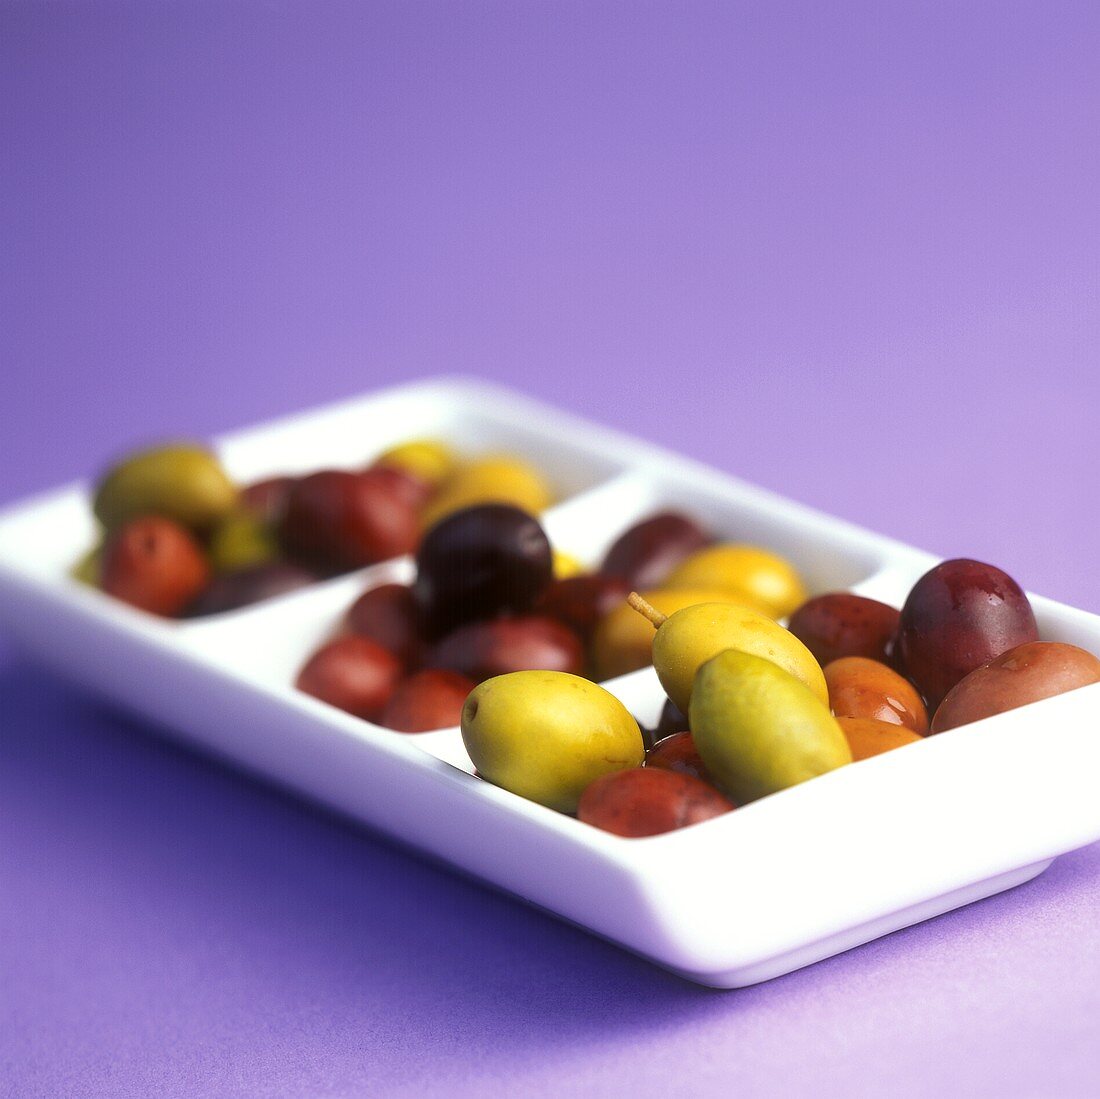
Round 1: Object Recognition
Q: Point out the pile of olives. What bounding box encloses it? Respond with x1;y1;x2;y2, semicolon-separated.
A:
465;558;1100;838
74;437;1100;840
293;502;817;732
72;437;556;618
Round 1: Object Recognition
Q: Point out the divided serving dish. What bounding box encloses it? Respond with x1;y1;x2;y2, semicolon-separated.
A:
1;376;1099;988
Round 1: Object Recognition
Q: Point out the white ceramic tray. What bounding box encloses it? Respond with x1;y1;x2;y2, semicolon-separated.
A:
2;377;1099;989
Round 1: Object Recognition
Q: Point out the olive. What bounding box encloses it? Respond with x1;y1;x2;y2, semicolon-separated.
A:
421;454;553;528
645;598;829;714
600;511;709;589
296;635;402;721
931;641;1100;733
426;615;584;683
379;670;475;732
184;562;316;617
644;732;712;784
461;671;645;813
208;511;279;572
373;438;456;487
837;716;923;761
413;504;553;638
578;768;734;836
552;550;585;579
365;464;434;511
589;586;748;681
665;544;807;620
535;574;630;642
239;475;296;526
279;469;420;573
100;516;211;617
345;583;423;668
787;593;900;666
652;697;689;740
895;559;1039;709
824;656;928;733
690;649;849;804
93;443;237;532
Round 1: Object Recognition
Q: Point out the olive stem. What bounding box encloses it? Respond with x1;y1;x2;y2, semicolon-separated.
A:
628;592;667;629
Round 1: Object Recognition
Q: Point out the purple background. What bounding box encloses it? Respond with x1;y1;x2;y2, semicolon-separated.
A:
3;2;1099;1095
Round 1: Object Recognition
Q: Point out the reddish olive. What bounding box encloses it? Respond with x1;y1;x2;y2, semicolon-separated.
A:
345;583;424;668
896;559;1039;709
536;574;630;642
379;670;475;732
600;512;709;589
239;475;297;526
578;767;734;837
644;731;712;784
100;516;211;617
787;593;900;666
426;615;584;683
296;635;402;721
279;469;420;573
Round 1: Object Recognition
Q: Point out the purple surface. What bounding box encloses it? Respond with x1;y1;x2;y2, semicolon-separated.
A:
2;2;1099;1095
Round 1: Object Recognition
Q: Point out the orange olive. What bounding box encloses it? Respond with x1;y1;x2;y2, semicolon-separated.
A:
824;656;928;734
838;716;923;761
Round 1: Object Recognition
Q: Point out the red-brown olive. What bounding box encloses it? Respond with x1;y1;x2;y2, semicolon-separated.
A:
379;670;475;732
100;516;211;617
895;559;1039;709
578;767;734;836
345;583;423;668
296;635;402;721
644;731;712;784
599;511;709;589
279;469;420;573
535;574;630;642
240;475;297;526
365;464;434;511
787;593;900;666
426;615;584;683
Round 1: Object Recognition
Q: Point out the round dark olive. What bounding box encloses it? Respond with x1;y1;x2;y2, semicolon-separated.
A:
413;504;553;638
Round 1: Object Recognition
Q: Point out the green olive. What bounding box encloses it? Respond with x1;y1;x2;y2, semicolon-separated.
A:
690;649;851;804
93;443;238;532
461;671;645;813
208;511;279;572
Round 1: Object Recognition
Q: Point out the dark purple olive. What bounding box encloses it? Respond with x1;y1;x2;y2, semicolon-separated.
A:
279;469;420;573
185;562;316;616
413;504;553;638
895;558;1039;710
652;698;689;741
600;511;709;589
345;583;423;668
578;767;734;837
425;615;583;683
788;593;900;666
536;574;630;642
